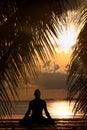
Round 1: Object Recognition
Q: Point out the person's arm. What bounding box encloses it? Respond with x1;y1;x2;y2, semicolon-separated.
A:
44;101;52;119
24;102;32;117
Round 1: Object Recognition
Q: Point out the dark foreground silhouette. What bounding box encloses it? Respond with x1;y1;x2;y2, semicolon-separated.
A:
20;89;54;126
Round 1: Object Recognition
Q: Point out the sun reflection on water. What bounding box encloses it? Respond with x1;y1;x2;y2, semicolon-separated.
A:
47;100;75;118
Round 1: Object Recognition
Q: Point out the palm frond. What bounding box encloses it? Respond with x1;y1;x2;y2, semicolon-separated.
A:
0;0;60;118
68;21;87;116
0;0;86;118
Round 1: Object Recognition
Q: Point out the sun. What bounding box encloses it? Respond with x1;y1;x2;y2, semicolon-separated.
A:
51;10;85;53
58;25;77;52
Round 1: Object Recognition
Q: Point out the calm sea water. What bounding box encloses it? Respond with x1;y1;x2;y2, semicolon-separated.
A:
3;100;83;119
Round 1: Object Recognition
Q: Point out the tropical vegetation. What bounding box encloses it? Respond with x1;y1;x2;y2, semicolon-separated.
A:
0;0;87;118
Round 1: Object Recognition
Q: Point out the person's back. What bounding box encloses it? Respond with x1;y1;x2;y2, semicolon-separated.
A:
20;89;54;126
30;98;46;119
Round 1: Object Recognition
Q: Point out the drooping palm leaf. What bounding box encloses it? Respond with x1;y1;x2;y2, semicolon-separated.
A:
68;21;87;116
0;0;63;118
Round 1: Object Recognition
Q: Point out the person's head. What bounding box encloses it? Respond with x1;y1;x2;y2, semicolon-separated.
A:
34;89;41;99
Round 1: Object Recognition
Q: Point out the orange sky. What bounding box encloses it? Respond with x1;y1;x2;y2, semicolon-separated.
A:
17;7;86;101
54;51;71;72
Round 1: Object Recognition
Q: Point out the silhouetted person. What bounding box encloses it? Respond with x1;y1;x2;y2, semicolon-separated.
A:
20;89;54;126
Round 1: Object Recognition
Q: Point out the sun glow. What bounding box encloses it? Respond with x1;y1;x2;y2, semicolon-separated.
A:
51;10;85;53
58;25;77;52
48;101;74;118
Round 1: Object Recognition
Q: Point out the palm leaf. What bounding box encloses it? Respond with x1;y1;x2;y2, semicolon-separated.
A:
68;22;87;116
0;0;61;118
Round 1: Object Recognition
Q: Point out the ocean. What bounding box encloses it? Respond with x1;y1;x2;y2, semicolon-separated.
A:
5;100;83;119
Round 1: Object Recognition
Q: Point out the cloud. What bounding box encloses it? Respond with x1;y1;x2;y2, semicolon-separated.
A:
35;72;67;89
53;63;60;72
43;60;60;72
43;60;51;67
